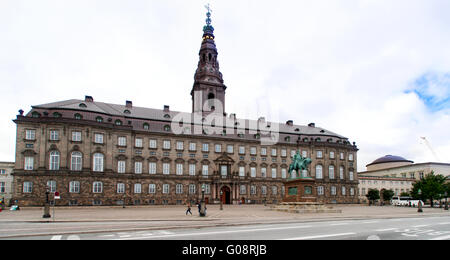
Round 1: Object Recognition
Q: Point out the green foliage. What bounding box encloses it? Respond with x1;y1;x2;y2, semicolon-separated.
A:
382;189;395;201
366;189;380;202
411;171;447;204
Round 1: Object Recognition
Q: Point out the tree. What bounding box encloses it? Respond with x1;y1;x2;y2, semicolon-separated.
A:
366;189;380;206
411;172;446;207
382;189;395;204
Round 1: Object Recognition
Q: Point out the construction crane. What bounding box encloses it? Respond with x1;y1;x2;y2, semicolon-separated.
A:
420;137;441;162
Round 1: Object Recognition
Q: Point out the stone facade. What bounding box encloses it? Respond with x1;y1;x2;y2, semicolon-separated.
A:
0;162;14;203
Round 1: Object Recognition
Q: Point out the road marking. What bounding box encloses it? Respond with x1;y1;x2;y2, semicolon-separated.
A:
362;221;379;224
367;235;381;240
112;225;313;240
51;235;62;240
329;223;349;226
375;228;397;232
282;233;356;240
438;222;450;225
67;235;80;240
412;225;430;228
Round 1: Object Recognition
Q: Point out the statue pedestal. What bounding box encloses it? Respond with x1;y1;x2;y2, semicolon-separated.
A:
283;177;317;203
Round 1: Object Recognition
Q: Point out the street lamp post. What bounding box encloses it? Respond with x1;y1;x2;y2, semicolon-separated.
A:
418;189;423;213
220;190;223;210
200;184;206;217
43;186;51;218
445;192;448;211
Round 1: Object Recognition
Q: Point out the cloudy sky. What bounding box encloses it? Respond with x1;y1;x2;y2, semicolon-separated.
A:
1;0;449;171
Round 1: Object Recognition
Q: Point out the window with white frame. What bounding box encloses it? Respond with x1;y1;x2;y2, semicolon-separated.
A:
340;152;344;160
163;140;171;150
240;185;246;195
227;145;233;154
118;137;127;146
118;161;126;174
149;184;156;194
349;153;354;161
72;131;82;142
202;165;209;176
49;151;60;170
250;147;257;155
202;143;209;152
272;186;277;195
271;168;277;178
134;183;141;194
250;185;256;195
71;152;82;171
302;150;307;158
176;163;183;175
149;139;157;149
189;184;196;194
176;184;183;194
215;144;222;153
135;138;143;148
176;141;184;151
261;147;267;156
93;182;103;193
281;149;287;157
349;171;354;181
117;183;125;193
316;165;323;179
23;182;33;193
25;129;36;140
329;165;335;179
50;130;59;141
331;186;336;195
316;150;323;158
149;162;156;174
189;164;196;176
135;161;142;174
95;133;104;144
261;167;267;178
340;166;344;179
163;163;170;175
250;167;256;178
93;153;104;172
47;180;56;193
239;166;245;177
69;181;80;193
317;186;324;195
204;184;211;194
24;157;34;170
350;187;355;196
271;148;277;156
0;182;4;193
330;151;335;159
189;142;196;151
239;146;245;154
342;186;346;196
163;184;170;194
261;185;267;195
281;168;287;179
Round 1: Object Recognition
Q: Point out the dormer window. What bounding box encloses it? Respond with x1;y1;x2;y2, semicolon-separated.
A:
164;125;171;132
115;120;123;126
31;112;41;118
164;114;171;119
143;123;150;130
53;112;62;118
74;113;82;120
96;116;103;123
79;103;87;108
124;110;131;115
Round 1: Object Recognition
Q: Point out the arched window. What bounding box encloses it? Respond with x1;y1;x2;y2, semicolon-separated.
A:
74;113;82;120
96;116;103;123
143;123;150;130
164;125;171;132
71;152;82;171
115;120;122;126
93;153;104;172
315;165;323;179
49;151;60;170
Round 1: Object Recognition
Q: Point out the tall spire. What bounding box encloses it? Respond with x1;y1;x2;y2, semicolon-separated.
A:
191;4;227;115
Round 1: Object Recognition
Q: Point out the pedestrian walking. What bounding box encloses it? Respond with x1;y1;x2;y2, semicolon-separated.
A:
186;203;192;215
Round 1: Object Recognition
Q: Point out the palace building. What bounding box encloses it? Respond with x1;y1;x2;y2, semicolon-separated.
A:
11;9;359;206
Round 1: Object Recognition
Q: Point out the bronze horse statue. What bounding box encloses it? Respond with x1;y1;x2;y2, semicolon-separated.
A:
288;151;312;179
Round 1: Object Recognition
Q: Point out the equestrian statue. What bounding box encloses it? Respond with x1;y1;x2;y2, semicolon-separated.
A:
288;151;312;179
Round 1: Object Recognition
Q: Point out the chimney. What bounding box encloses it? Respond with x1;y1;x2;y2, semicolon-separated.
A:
126;100;133;108
308;122;315;127
85;95;94;102
286;120;293;126
258;117;266;122
163;105;170;112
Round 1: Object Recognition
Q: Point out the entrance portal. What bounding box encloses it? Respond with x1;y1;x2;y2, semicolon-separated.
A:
220;186;231;204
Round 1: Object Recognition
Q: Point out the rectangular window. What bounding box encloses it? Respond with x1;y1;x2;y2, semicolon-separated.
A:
69;181;80;193
317;186;324;195
24;157;34;170
202;143;209;152
163;184;170;194
204;184;211;194
23;182;33;193
25;129;36;140
189;184;196;194
261;147;267;156
163;163;170;175
261;167;267;178
149;139;157;149
47;180;56;193
176;141;184;151
239;146;245;155
0;182;4;192
0;169;5;175
250;147;257;155
135;138;143;148
281;149;287;157
331;186;337;195
118;137;127;146
118;161;126;174
215;144;222;153
117;183;125;193
189;142;196;151
149;162;156;174
281;168;287;179
251;185;256;195
93;182;103;193
202;165;209;176
163;140;171;150
176;163;183;175
239;166;245;177
316;150;323;158
49;130;59;141
340;166;344;179
134;162;142;174
261;186;267;195
149;184;156;194
189;164;196;176
250;167;256;178
271;168;277;178
72;131;82;142
340;152;344;160
302;150;307;158
349;153;354;161
272;186;277;195
227;145;234;154
271;148;277;156
330;151;335;159
240;185;246;195
349;171;354;181
93;133;103;144
176;184;183;194
134;183;142;194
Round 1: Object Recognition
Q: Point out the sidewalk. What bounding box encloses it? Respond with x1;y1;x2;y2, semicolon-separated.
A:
1;204;449;224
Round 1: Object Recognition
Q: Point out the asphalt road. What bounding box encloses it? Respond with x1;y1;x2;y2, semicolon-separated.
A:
3;215;450;240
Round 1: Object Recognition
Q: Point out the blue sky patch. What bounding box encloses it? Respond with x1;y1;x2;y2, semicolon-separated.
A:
406;72;450;112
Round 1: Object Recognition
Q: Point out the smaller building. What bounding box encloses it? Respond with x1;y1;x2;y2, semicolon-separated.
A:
358;155;450;202
0;162;15;204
